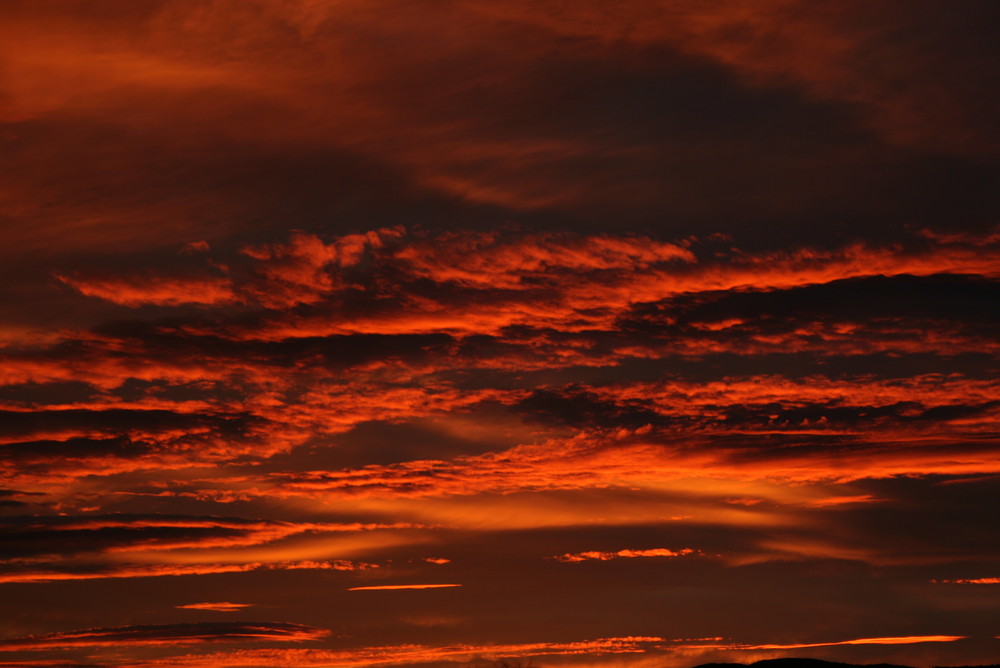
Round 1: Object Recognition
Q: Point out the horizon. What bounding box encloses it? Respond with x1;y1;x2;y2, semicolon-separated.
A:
0;2;998;668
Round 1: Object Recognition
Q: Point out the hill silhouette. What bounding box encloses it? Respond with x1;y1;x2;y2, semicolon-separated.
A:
694;659;1000;668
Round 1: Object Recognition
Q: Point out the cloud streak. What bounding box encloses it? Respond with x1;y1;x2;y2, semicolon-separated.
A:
0;623;329;650
737;635;966;650
346;584;461;591
553;549;699;562
103;636;670;668
0;560;377;585
174;603;253;612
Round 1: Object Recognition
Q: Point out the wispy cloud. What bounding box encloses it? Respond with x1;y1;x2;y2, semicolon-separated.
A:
0;623;329;650
99;636;669;668
174;603;253;612
0;559;378;584
346;584;461;591
553;548;698;562
736;634;966;650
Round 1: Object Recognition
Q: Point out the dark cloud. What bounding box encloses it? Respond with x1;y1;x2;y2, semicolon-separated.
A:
0;622;328;650
0;513;394;564
513;388;668;430
0;436;150;466
0;409;254;441
0;514;258;560
1;2;997;668
657;274;1000;329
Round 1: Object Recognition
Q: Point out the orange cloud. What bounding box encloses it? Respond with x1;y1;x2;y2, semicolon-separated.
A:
0;382;519;486
394;231;694;289
214;230;1000;340
56;274;236;307
585;375;1000;412
0;515;419;556
554;548;698;562
346;584;461;591
737;634;966;650
0;559;377;585
237;228;404;309
1;0;994;276
255;431;1000;505
52;229;408;310
805;494;881;508
175;603;253;612
267;560;380;572
109;636;669;668
0;563;259;585
0;6;993;666
0;622;329;650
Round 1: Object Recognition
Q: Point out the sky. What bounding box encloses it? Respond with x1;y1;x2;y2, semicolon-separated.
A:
1;1;998;667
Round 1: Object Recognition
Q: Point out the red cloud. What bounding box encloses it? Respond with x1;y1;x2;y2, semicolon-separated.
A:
255;432;1000;503
96;636;669;668
394;231;694;289
175;603;253;612
220;231;1000;340
554;548;698;562
56;274;236;307
0;622;329;650
346;584;461;591
737;634;965;650
0;560;378;585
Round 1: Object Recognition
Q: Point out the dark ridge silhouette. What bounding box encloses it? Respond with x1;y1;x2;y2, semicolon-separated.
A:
694;660;911;668
694;660;1000;668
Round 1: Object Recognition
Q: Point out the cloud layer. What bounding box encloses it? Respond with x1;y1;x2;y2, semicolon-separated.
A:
1;2;998;668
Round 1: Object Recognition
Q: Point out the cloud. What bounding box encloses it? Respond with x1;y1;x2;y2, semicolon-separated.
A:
736;634;966;650
0;514;418;559
553;548;698;562
253;431;1000;505
175;603;253;612
0;563;260;585
0;622;329;650
55;274;236;308
33;229;1000;344
0;560;377;585
470;1;1000;157
237;229;404;309
95;636;670;668
0;5;995;668
14;634;962;668
207;230;1000;341
346;584;461;591
0;514;400;583
394;231;694;289
803;495;880;508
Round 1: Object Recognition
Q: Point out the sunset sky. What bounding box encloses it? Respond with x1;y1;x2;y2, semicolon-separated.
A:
1;2;999;668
